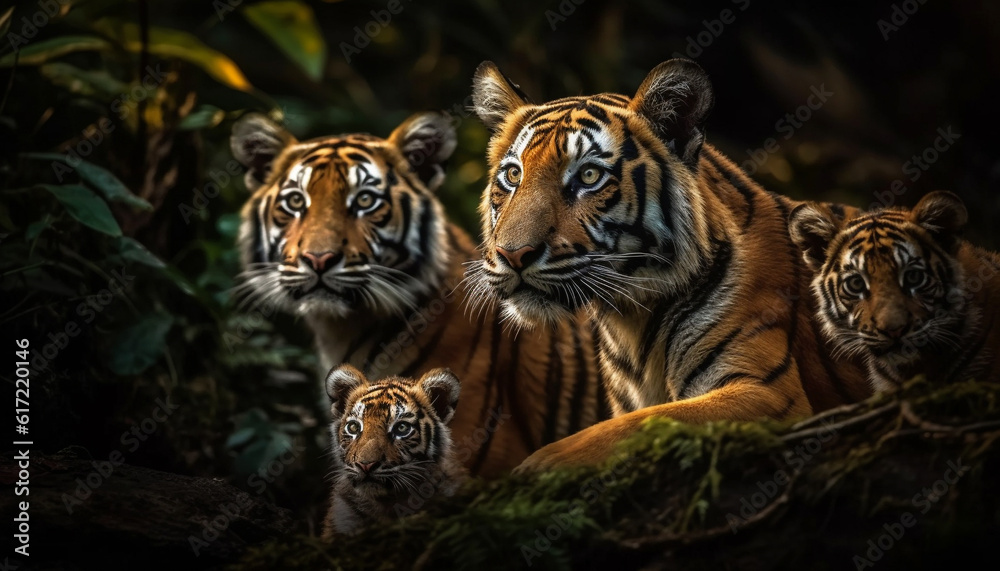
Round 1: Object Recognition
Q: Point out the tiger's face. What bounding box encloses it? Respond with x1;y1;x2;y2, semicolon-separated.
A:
790;192;969;377
231;113;457;318
325;365;459;493
467;60;714;326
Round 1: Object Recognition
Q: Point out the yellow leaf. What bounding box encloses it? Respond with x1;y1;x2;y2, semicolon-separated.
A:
93;19;252;92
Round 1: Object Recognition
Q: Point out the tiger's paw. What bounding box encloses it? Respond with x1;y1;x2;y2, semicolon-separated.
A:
512;426;618;475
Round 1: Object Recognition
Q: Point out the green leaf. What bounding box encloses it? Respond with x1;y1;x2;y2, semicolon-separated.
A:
92;19;252;92
0;7;15;40
226;427;256;449
217;212;242;240
178;104;225;131
39;62;128;98
26;154;152;211
39;184;122;236
107;313;174;375
0;36;111;67
117;236;165;269
243;1;327;81
25;218;52;241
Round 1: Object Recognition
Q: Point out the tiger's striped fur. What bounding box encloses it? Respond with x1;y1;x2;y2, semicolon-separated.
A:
790;191;1000;392
468;59;872;471
230;112;608;477
322;365;464;537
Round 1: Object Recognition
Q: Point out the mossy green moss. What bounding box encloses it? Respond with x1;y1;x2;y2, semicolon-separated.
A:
232;379;1000;570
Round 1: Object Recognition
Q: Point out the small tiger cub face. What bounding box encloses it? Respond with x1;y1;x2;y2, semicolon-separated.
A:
324;365;463;536
789;191;969;391
230;113;457;319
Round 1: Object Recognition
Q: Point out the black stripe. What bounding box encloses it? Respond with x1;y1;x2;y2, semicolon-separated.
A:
417;197;434;262
639;302;668;359
761;353;792;385
775;396;796;419
542;330;565;444
400;322;448;377
812;317;854;404
252;196;268;263
678;328;741;398
664;239;733;345
462;318;485;371
704;152;756;229
507;329;540;452
593;323;612;420
567;326;589;434
470;314;505;475
584;102;611;123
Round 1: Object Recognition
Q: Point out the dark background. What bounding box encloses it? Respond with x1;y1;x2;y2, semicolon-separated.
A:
1;0;997;543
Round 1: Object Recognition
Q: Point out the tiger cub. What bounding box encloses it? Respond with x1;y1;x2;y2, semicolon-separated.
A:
323;365;464;538
789;191;1000;392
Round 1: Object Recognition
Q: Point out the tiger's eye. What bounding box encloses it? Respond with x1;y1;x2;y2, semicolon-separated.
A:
392;421;413;437
579;165;602;186
355;191;375;209
903;268;926;288
345;420;362;435
286;192;305;210
843;275;867;295
504;165;522;186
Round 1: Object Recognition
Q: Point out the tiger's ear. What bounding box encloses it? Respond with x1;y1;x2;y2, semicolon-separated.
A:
231;113;297;192
388;112;457;192
471;61;530;131
912;191;967;253
325;365;366;417
630;59;714;167
789;203;840;271
419;368;460;424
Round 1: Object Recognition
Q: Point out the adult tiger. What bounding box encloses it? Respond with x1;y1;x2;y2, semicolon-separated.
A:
789;191;1000;392
230;112;608;476
467;59;872;471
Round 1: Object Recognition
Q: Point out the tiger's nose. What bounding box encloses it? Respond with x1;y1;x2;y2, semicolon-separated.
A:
357;461;380;473
496;245;542;270
883;324;908;340
302;251;335;272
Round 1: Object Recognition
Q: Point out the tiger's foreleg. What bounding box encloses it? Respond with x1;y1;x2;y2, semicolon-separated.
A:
514;379;812;473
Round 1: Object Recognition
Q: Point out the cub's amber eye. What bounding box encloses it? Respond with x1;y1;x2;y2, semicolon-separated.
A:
903;268;927;288
503;165;522;187
355;191;376;209
284;192;306;211
842;274;867;296
344;420;362;436
392;421;414;438
578;165;603;186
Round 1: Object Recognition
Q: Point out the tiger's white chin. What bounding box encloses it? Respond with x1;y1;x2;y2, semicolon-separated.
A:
295;296;355;318
501;293;576;330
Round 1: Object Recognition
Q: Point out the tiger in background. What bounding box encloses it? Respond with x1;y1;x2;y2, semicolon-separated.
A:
230;112;609;477
789;190;1000;392
322;365;464;538
467;59;873;471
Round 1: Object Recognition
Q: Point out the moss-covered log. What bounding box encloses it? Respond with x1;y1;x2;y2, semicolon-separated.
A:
232;378;1000;571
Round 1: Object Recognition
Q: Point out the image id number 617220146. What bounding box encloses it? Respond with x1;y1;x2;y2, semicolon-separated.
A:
14;338;32;558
